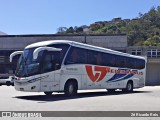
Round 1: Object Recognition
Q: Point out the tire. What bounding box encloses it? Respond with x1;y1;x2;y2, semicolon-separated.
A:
123;81;133;92
6;81;11;86
44;92;53;96
107;89;115;93
64;81;77;96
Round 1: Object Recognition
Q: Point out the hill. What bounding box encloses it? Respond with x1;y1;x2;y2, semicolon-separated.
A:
57;6;160;46
0;31;7;35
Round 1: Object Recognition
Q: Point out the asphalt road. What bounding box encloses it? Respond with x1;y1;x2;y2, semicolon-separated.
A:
0;86;160;120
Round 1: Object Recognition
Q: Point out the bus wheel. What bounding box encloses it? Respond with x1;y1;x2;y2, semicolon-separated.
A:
107;89;115;93
44;92;53;96
6;81;11;86
123;81;133;92
64;81;77;96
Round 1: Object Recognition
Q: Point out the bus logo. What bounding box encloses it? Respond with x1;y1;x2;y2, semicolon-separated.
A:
85;65;110;82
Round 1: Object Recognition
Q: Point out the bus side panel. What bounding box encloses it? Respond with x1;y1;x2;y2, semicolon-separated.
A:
59;65;83;91
40;71;61;92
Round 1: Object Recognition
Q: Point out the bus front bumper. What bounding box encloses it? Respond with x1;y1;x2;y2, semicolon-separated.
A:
14;80;41;92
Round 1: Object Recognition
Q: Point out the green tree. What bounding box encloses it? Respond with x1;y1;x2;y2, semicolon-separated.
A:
143;40;152;46
57;27;67;33
90;23;103;31
66;27;74;33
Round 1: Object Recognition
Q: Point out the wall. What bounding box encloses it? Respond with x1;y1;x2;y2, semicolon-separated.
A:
0;34;127;50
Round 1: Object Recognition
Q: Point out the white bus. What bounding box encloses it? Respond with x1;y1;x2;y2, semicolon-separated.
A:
10;40;146;96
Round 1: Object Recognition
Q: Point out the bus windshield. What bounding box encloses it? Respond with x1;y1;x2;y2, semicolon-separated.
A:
15;48;43;77
15;44;70;77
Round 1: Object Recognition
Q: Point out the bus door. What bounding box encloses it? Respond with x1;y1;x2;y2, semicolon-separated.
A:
40;51;61;91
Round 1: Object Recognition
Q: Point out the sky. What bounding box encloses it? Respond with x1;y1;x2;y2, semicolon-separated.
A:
0;0;159;35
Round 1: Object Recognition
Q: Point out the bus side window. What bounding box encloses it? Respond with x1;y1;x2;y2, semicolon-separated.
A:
43;53;53;72
77;48;87;64
96;52;103;66
88;50;101;65
65;47;77;64
53;52;61;70
64;47;87;65
117;56;126;68
136;59;145;69
110;54;116;67
42;51;60;73
126;57;136;69
102;53;112;66
126;57;131;68
49;44;70;64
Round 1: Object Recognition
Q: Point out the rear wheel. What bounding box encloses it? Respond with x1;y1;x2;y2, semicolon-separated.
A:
44;92;53;96
64;81;77;96
122;81;133;92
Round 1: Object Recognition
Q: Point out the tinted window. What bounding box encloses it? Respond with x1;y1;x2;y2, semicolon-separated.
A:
64;47;87;65
102;53;145;69
42;51;60;73
88;50;102;65
126;57;136;68
49;44;70;64
102;53;117;67
135;59;145;69
64;46;145;69
116;56;126;68
126;57;145;69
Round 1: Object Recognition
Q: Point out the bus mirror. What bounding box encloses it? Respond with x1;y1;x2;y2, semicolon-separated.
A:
10;51;23;62
33;47;62;60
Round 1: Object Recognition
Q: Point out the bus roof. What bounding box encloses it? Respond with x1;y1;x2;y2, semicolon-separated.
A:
25;40;72;49
25;40;146;61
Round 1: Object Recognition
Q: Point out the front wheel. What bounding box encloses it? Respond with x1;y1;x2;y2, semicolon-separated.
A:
64;81;77;96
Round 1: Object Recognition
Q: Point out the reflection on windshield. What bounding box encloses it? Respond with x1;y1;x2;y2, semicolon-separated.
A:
15;48;43;77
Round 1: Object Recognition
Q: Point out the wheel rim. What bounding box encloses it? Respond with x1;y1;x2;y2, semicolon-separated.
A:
69;84;74;94
127;83;132;91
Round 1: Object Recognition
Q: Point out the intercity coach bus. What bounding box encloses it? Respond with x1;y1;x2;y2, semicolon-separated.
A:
10;40;146;96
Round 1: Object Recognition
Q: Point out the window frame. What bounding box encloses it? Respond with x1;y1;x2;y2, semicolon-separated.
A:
147;49;160;58
131;50;142;56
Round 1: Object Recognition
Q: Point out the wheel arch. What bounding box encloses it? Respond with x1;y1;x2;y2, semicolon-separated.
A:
64;78;78;91
127;80;133;87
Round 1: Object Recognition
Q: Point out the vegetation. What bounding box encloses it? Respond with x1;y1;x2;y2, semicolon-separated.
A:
57;6;160;46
